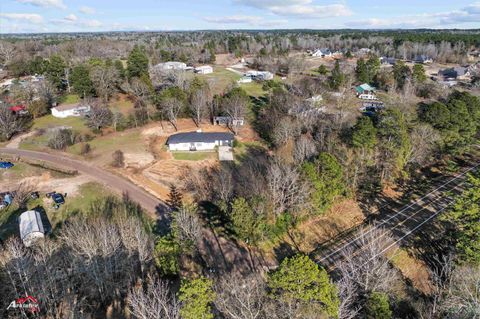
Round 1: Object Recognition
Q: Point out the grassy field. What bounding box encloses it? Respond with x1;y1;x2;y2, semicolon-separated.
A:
201;67;240;95
32;115;90;133
67;129;144;156
0;162;67;182
59;94;81;104
172;151;217;161
47;182;111;228
239;81;266;97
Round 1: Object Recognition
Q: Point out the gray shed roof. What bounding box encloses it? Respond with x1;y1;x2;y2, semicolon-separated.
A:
19;210;44;240
167;132;234;144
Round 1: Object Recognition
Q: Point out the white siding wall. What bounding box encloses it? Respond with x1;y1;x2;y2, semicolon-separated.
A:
51;108;76;118
168;140;231;151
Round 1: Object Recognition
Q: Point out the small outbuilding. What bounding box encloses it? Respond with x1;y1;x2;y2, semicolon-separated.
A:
356;83;377;100
166;131;234;151
51;103;90;118
19;210;45;247
194;65;213;74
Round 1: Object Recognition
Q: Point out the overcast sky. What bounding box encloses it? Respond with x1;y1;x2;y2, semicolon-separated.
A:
1;0;479;33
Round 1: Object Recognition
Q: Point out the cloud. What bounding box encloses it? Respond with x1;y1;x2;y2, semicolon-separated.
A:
204;15;288;27
204;15;262;24
0;13;44;24
235;0;352;18
64;14;77;22
346;2;480;28
79;6;96;15
16;0;66;10
50;16;103;29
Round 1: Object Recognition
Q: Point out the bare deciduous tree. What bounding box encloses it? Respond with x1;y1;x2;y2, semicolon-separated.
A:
215;274;267;319
190;87;211;126
266;158;310;217
223;91;248;135
172;205;202;252
160;97;183;131
86;105;113;130
128;276;180;319
0;40;15;65
91;65;120;103
0;106;25;141
293;135;317;164
336;227;399;318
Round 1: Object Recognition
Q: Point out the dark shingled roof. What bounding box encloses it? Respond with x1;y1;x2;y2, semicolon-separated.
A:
166;132;234;144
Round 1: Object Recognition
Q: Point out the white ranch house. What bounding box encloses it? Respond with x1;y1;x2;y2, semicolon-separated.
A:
194;65;213;74
51;103;91;118
166;131;234;151
311;48;332;58
19;210;45;247
154;61;188;71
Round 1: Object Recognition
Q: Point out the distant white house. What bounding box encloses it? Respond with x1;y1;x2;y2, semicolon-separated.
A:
311;48;332;58
306;95;323;106
19;210;45;247
166;131;234;151
51;103;90;118
355;83;377;100
238;76;252;83
245;70;274;81
214;116;245;126
154;61;188;71
194;65;213;74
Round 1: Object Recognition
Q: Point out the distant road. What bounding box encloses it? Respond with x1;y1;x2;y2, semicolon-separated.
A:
312;162;480;269
0;148;168;218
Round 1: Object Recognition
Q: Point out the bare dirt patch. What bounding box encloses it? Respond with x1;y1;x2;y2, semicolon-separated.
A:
389;248;433;295
0;172;92;196
292;199;366;252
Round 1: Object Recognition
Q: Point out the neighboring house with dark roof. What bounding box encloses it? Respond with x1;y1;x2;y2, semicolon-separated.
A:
312;48;332;58
380;57;396;65
166;131;234;151
19;210;45;247
438;67;471;81
414;55;433;64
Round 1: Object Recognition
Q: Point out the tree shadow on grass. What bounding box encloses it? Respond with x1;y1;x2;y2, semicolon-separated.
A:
197;201;235;238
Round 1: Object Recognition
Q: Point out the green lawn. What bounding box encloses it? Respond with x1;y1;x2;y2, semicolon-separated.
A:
59;94;81;104
239;81;266;97
0;162;67;182
19;115;92;151
172;151;217;161
200;67;241;95
67;129;144;156
32;115;90;133
48;182;112;228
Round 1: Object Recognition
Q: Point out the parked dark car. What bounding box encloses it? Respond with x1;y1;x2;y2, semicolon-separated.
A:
0;162;14;169
52;193;65;205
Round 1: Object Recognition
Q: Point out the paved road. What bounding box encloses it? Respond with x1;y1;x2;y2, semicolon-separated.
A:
311;162;480;269
0;148;168;218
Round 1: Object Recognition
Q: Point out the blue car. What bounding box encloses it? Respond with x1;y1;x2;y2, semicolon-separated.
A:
0;162;14;169
52;193;65;205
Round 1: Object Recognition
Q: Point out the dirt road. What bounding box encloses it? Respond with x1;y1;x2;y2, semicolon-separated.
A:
0;148;168;219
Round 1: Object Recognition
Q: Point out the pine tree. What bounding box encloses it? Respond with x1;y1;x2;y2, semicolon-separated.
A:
268;255;339;318
127;45;149;79
179;277;215;319
166;184;183;211
329;60;345;90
